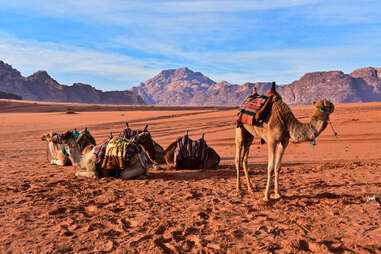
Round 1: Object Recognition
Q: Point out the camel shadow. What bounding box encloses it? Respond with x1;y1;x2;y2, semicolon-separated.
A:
147;168;236;181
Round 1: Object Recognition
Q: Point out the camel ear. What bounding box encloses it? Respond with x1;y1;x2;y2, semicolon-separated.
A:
312;101;316;105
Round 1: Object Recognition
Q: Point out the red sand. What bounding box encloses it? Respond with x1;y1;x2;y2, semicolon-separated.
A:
0;99;380;253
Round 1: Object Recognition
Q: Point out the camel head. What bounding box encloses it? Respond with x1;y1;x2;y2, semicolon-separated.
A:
313;98;334;114
76;128;96;150
205;147;221;168
40;132;60;143
134;126;153;146
57;130;77;145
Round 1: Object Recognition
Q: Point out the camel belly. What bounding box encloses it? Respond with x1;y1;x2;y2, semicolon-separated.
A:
242;124;268;141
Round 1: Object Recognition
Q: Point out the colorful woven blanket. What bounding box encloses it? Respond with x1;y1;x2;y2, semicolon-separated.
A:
236;90;279;125
99;137;140;170
174;135;208;168
93;138;111;164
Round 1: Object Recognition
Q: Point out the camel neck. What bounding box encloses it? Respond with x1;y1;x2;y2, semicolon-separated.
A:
65;141;82;167
139;140;165;164
286;108;328;143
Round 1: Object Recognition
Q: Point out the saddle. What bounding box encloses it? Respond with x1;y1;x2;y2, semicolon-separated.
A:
93;137;139;170
174;134;209;169
237;87;281;126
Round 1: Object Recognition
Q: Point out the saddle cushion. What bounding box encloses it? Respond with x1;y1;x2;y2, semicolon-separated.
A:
236;89;281;125
101;137;140;170
93;138;111;164
174;135;209;168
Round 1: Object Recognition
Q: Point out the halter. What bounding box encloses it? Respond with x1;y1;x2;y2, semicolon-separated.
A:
318;103;334;113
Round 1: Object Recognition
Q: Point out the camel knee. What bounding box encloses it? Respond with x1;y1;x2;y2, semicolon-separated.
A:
51;159;65;166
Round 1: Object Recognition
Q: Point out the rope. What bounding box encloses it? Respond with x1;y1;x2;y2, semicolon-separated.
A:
46;142;50;163
328;119;380;206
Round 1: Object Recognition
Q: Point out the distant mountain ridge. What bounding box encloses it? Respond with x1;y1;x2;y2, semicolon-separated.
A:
132;67;381;106
0;61;144;105
2;60;381;106
0;90;21;100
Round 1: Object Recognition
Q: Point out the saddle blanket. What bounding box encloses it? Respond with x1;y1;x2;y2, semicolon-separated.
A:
174;135;208;168
236;90;278;125
93;138;111;164
101;137;140;170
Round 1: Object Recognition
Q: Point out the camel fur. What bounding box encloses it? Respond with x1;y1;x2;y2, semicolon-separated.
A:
40;128;96;166
235;98;334;201
57;131;148;179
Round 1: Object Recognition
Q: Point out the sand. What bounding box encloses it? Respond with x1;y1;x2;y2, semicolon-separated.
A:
0;99;380;253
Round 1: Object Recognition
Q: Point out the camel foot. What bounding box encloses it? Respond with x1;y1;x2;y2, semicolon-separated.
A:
263;196;270;202
75;170;97;179
273;193;282;200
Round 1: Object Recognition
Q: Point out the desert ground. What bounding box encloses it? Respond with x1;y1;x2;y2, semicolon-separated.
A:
0;99;380;253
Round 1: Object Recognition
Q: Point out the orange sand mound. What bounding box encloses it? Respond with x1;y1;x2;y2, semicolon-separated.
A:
0;100;380;253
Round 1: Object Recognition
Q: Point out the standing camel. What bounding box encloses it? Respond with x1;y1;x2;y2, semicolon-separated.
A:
235;98;334;201
135;131;220;170
57;131;148;179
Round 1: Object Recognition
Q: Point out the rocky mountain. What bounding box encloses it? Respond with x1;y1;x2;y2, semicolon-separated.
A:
0;61;145;105
0;90;22;100
132;67;381;106
2;59;381;106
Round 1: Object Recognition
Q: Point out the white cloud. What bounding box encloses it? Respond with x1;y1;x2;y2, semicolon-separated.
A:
0;31;166;88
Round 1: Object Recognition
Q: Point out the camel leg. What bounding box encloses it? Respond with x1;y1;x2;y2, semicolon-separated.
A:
235;128;244;191
75;169;97;179
75;154;98;179
273;139;289;199
264;140;276;201
153;163;174;170
242;135;254;192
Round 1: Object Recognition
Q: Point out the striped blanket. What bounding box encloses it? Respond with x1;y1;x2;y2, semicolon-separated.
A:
94;138;111;164
174;135;208;168
236;90;279;125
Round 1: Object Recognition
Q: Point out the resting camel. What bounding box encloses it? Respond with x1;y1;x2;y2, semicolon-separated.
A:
135;131;221;170
235;98;334;201
57;131;148;179
40;131;72;166
40;128;96;166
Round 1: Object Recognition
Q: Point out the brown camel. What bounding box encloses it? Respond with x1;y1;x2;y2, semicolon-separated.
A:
235;98;334;201
57;131;148;179
40;128;96;166
135;131;220;170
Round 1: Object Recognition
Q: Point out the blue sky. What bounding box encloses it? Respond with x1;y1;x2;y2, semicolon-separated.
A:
0;0;380;91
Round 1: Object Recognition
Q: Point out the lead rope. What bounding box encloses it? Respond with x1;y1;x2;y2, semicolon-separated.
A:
328;119;380;206
46;142;50;163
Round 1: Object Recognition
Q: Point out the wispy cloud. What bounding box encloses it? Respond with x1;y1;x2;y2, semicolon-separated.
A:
0;31;166;89
0;0;380;90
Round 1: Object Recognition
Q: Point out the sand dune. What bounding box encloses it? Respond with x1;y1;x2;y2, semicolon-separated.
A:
0;99;380;253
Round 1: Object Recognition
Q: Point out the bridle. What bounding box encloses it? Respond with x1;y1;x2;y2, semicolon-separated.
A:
317;103;334;113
